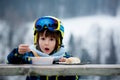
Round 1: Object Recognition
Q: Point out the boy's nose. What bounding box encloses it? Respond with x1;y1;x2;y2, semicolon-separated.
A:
44;40;49;45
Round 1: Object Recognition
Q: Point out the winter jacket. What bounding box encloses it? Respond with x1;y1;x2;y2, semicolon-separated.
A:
7;47;79;80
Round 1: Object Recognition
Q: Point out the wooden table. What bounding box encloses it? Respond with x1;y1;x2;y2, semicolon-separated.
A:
0;64;120;76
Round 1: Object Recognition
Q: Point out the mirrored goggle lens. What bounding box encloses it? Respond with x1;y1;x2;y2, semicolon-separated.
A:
35;17;58;31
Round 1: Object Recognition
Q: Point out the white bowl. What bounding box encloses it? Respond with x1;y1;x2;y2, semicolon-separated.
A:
30;57;54;65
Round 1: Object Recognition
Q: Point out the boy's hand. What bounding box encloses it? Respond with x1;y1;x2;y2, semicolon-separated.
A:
18;44;31;54
59;57;81;64
59;57;67;62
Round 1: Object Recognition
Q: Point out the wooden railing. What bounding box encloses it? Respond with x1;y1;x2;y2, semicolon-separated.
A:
0;64;120;76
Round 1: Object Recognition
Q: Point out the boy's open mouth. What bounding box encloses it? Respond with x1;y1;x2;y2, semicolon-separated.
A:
45;48;49;51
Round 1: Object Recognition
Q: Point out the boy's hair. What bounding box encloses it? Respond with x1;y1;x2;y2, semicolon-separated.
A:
36;29;61;54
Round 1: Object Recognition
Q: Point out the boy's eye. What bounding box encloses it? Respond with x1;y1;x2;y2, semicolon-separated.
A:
50;38;53;41
50;38;55;41
41;37;45;40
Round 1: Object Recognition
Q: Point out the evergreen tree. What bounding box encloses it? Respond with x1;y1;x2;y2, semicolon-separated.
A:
106;30;117;64
100;30;117;80
95;27;101;64
81;48;92;63
68;33;75;56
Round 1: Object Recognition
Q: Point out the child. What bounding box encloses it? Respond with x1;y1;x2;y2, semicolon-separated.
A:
7;16;79;80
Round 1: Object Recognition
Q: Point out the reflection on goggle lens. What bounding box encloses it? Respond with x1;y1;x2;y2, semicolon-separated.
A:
35;17;58;31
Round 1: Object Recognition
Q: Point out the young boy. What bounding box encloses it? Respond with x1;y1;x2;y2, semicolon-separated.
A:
7;16;79;80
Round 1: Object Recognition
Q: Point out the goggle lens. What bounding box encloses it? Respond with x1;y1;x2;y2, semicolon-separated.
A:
35;17;58;31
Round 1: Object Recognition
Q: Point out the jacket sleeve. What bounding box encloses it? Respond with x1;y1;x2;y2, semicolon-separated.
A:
7;48;32;64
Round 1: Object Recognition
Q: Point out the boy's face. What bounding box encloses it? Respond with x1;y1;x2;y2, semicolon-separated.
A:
38;32;56;54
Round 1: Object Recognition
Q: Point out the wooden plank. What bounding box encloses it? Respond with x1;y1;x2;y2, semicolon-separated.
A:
0;64;120;76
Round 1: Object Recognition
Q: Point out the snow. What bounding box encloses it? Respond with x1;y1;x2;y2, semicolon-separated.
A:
62;15;120;46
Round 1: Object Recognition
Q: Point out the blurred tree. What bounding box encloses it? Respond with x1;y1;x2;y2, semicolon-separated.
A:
95;26;101;64
0;0;120;21
80;48;92;63
100;31;116;80
68;33;76;56
106;30;117;64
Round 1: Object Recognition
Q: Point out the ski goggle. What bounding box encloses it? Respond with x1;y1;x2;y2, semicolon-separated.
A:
35;17;61;31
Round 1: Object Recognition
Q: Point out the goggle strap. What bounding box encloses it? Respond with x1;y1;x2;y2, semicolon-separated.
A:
34;32;38;45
